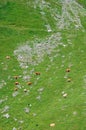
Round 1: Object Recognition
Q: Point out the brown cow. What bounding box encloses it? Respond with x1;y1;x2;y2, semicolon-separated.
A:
6;56;10;59
35;72;40;75
66;68;70;72
27;82;32;85
14;76;19;79
14;87;18;91
67;78;71;82
15;82;19;85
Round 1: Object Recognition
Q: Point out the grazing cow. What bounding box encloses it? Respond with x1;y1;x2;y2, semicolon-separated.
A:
6;56;10;59
27;82;32;85
35;72;40;75
66;68;70;72
14;76;18;79
50;123;55;127
63;93;67;98
14;87;18;91
15;82;19;85
67;78;71;82
24;89;27;92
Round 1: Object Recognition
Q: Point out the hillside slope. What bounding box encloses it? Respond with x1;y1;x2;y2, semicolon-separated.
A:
0;0;86;130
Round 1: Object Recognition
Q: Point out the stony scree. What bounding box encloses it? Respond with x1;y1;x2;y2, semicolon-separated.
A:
58;0;86;30
0;80;6;89
14;33;62;69
1;105;10;113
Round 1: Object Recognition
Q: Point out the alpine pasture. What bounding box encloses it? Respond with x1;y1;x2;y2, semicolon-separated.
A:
0;0;86;130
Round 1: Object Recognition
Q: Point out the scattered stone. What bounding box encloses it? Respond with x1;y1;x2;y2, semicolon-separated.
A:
3;113;10;118
13;117;17;121
18;127;22;130
36;95;41;100
13;69;16;72
3;65;8;70
33;113;37;116
64;74;68;79
0;99;4;104
23;75;31;81
0;80;6;89
1;105;9;113
0;97;8;104
12;91;19;97
73;111;77;115
1;62;4;65
19;120;24;124
63;44;67;47
17;85;21;89
61;64;64;67
62;91;65;94
8;75;11;80
38;87;44;92
36;77;40;80
38;87;44;94
24;107;30;113
14;33;62;68
13;127;17;130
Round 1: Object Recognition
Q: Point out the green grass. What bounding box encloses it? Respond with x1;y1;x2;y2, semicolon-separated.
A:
77;0;86;7
0;0;86;130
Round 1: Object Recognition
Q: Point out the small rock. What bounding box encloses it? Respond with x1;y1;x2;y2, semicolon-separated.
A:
38;87;44;92
1;105;9;113
24;107;30;113
13;127;17;130
73;111;77;115
36;95;41;100
33;113;37;116
19;120;24;124
12;91;19;97
3;113;10;118
62;91;65;94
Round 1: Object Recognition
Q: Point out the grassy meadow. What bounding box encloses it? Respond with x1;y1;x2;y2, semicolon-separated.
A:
0;0;86;130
